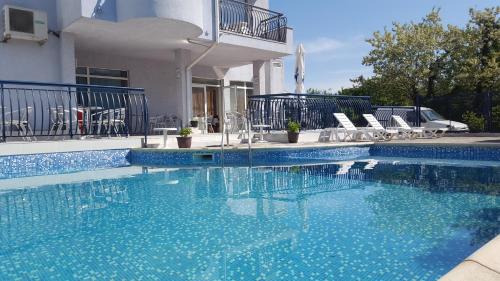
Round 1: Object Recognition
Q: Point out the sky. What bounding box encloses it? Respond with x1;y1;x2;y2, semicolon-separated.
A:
269;0;499;93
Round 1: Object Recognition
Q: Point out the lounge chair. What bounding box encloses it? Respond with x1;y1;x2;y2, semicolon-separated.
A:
362;114;399;141
333;113;365;141
392;115;447;139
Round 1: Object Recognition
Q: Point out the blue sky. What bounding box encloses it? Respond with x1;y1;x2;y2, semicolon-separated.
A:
269;0;499;93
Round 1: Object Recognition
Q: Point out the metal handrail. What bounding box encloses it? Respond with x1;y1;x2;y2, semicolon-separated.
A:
0;80;149;142
219;0;288;43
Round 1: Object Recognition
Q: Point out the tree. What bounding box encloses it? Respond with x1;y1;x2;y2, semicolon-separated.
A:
341;6;499;112
465;7;499;94
362;9;446;101
339;76;413;105
306;88;336;95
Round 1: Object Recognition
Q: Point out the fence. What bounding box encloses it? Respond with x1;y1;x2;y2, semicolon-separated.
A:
373;92;500;132
247;94;373;130
0;80;149;142
422;92;500;132
219;0;287;43
373;106;419;128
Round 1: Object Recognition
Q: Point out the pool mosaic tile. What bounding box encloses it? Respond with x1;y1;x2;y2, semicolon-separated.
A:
0;149;130;179
370;144;500;161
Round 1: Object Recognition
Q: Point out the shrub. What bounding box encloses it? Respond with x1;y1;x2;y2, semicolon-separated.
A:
287;120;301;133
462;111;485;133
492;105;500;132
179;127;192;137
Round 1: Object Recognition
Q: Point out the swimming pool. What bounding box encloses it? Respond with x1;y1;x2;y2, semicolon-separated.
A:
0;156;498;280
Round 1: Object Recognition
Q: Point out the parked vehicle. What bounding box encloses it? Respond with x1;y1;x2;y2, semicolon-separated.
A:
374;107;469;132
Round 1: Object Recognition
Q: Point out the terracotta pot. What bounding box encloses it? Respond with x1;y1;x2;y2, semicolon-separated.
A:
287;131;300;143
177;137;192;148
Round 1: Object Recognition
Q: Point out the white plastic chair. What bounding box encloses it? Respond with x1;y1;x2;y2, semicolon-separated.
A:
49;107;80;139
333;113;366;142
392;115;447;139
2;107;36;141
92;108;127;137
362;114;399;141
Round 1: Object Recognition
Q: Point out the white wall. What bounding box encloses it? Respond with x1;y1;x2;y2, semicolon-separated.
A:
76;51;180;118
224;64;253;83
116;0;203;28
0;0;76;83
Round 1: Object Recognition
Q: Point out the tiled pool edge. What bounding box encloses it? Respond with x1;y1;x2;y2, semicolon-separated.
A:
128;145;372;167
0;149;131;180
2;143;500;179
370;143;500;162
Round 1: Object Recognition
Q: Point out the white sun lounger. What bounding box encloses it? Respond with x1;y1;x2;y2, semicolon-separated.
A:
392;115;447;139
362;114;399;141
333;113;366;141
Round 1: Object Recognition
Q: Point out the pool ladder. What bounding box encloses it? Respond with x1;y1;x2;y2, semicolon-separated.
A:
220;113;252;167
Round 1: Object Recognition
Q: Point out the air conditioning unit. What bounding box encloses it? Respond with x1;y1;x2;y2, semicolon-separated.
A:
2;5;48;44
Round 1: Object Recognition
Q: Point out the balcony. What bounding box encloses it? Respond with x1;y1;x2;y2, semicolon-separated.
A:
219;0;288;43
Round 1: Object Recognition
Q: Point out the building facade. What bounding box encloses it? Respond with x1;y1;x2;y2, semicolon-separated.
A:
0;0;293;126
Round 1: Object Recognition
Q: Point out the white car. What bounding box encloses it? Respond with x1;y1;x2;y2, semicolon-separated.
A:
374;107;469;132
419;108;469;132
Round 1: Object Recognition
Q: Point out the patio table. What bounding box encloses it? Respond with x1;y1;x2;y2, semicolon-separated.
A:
154;128;178;148
252;124;271;143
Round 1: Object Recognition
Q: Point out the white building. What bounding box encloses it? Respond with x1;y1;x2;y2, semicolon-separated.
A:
0;0;293;127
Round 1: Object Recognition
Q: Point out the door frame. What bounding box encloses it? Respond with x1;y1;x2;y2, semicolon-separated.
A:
192;82;221;134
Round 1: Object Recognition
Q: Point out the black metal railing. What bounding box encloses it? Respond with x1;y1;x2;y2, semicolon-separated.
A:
0;80;149;142
373;106;419;128
220;0;287;43
248;94;373;130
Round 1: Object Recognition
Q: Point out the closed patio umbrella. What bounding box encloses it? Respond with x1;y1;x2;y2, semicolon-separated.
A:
294;44;305;94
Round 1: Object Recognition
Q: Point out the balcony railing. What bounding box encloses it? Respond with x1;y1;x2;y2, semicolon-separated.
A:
248;94;373;130
220;0;287;43
0;80;149;142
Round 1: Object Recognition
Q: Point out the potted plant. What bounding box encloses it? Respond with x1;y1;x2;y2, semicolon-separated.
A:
177;128;193;148
287;120;301;143
190;119;198;128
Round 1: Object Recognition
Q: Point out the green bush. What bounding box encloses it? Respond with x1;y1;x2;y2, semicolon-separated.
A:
179;127;192;137
462;111;485;133
492;105;500;132
287;120;301;133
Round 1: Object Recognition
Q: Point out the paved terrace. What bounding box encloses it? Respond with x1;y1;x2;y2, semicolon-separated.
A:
1;131;500;156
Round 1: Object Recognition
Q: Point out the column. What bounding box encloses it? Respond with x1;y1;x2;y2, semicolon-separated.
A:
252;60;266;96
174;49;192;126
59;32;76;84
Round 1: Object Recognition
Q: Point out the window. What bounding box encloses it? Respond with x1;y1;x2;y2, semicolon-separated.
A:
230;81;253;96
76;67;129;87
75;67;130;109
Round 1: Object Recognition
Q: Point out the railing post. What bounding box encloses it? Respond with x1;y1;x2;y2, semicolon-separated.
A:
143;93;148;146
415;94;421;127
1;82;5;142
68;86;73;139
484;92;492;132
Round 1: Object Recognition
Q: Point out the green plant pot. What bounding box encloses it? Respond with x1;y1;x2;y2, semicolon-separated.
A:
287;131;299;143
176;137;192;148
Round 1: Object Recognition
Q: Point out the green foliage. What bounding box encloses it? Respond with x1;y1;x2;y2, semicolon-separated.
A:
341;6;500;113
287;120;301;133
462;111;485;132
306;88;337;95
492;105;500;131
179;127;192;138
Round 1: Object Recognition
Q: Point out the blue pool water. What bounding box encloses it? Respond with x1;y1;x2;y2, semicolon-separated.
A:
0;159;499;280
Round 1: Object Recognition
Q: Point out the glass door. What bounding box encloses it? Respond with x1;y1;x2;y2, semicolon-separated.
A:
192;83;221;134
